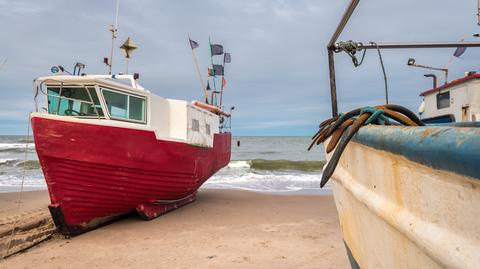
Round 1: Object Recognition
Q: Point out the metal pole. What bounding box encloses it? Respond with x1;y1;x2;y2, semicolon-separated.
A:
208;37;218;106
477;0;480;26
219;53;226;109
409;63;449;84
328;0;361;49
326;0;480;116
357;41;480;49
108;0;120;75
327;0;360;117
189;38;208;103
328;50;338;117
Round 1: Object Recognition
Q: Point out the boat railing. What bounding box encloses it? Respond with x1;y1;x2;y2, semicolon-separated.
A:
221;116;231;132
33;78;103;119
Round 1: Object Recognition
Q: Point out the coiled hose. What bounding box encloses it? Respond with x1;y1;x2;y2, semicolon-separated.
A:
308;104;424;188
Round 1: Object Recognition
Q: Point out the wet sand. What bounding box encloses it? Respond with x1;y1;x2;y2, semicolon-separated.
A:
0;189;349;269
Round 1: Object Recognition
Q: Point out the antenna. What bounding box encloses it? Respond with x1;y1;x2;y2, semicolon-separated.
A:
108;0;120;74
478;0;480;26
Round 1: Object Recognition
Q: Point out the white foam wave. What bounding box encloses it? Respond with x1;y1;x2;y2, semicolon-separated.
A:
0;158;16;164
0;143;35;151
227;160;250;168
204;170;330;193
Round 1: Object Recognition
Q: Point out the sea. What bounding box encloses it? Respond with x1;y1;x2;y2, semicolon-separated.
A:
0;136;329;194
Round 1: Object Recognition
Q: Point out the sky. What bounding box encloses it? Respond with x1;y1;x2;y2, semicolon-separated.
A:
0;0;480;135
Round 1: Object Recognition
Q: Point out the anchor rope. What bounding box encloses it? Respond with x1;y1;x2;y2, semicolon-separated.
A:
3;113;31;259
308;105;424;188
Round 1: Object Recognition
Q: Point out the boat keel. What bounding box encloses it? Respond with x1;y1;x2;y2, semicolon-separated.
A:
136;193;197;220
48;204;128;236
47;194;197;236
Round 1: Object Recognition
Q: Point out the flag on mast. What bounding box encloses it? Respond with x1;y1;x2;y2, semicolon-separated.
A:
189;39;199;49
453;46;466;57
224;53;231;63
210;44;224;55
208;64;224;76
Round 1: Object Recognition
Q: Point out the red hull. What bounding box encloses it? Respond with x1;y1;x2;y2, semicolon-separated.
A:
31;116;231;235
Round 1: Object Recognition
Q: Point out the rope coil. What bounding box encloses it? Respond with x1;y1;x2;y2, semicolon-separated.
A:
309;105;424;188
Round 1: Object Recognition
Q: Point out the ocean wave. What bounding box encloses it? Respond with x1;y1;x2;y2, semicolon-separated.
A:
16;160;41;170
227;159;326;172
205;171;329;193
0;159;40;170
14;138;34;143
0;143;35;153
227;161;250;168
0;158;18;166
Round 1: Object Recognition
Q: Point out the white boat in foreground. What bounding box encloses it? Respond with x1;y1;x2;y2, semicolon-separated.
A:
314;0;480;268
326;125;480;269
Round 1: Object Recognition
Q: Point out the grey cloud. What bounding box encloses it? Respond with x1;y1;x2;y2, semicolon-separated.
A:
0;0;479;135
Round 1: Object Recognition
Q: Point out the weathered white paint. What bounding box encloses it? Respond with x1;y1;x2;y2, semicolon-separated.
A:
187;104;219;147
33;75;221;147
326;140;480;269
421;79;480;122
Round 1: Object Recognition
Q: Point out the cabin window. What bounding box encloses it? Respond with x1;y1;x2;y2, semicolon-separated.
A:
436;91;450;109
129;96;145;121
192;119;200;131
206;123;211;135
102;89;146;123
47;86;104;117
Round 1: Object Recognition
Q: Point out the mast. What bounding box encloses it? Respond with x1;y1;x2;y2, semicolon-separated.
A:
478;0;480;26
108;0;120;74
189;36;209;103
208;37;218;106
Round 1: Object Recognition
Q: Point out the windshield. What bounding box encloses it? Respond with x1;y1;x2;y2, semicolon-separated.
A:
47;86;104;117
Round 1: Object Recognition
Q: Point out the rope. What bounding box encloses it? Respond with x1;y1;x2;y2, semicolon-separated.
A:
308;105;424;188
3;113;31;259
334;40;389;104
371;42;389;104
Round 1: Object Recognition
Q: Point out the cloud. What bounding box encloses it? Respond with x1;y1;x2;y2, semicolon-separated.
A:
0;0;479;135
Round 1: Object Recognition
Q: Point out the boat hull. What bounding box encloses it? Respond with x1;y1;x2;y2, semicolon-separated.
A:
32;115;231;235
326;125;480;269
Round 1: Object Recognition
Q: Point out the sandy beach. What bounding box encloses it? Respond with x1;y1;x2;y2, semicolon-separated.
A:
0;189;348;269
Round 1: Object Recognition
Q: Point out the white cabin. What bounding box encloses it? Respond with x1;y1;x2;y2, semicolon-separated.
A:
33;74;221;147
419;74;480;123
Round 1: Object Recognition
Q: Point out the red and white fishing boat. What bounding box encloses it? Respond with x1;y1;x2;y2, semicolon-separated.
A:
31;73;232;235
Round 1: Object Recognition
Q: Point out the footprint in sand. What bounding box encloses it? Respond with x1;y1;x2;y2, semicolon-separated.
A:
233;256;251;263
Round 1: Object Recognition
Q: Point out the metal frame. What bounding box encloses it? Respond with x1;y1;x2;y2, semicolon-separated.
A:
327;0;480;116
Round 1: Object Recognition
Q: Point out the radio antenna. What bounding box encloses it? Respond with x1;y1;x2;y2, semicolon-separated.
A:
477;0;480;26
108;0;120;74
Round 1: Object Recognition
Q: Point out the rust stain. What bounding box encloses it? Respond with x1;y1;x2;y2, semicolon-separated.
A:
391;158;404;208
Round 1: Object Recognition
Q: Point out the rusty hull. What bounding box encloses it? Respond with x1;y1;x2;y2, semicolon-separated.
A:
326;125;480;269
